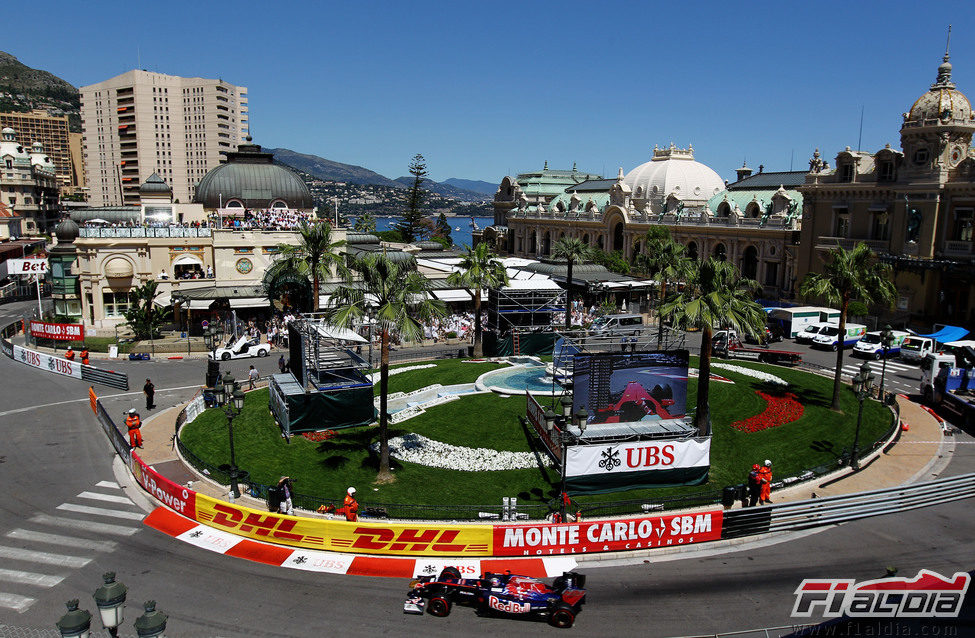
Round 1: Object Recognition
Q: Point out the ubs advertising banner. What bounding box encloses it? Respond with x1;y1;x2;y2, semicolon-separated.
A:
493;510;722;556
565;438;711;493
13;344;82;379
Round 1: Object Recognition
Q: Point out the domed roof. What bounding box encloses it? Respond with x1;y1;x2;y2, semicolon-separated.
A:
139;172;172;195
905;51;973;125
55;218;80;244
194;138;313;210
624;144;724;203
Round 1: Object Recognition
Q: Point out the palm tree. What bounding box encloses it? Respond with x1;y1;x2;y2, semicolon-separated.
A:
447;243;509;357
636;227;691;347
661;258;766;435
551;236;593;330
324;252;447;484
799;242;897;411
269;221;346;312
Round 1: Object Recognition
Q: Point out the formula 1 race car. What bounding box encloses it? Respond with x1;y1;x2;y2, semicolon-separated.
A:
404;567;586;628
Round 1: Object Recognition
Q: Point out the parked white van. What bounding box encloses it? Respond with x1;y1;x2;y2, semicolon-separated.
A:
591;313;644;335
852;330;910;359
812;323;867;351
795;321;837;344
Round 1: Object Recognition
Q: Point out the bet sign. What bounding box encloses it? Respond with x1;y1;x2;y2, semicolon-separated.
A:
7;258;48;275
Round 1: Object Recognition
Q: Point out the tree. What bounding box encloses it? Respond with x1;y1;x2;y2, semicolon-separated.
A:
551;237;594;330
636;227;692;347
799;242;897;411
123;280;170;340
447;243;509;357
434;212;453;245
396;154;428;243
590;248;630;274
660;258;766;435
325;253;447;484
267;221;346;312
353;211;377;233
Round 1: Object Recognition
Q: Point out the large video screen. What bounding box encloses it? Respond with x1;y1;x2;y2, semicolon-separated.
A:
571;350;689;424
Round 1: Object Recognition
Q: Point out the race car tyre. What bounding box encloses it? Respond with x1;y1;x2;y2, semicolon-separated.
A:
548;603;575;628
427;596;451;617
439;566;462;581
221;352;231;360
258;349;268;357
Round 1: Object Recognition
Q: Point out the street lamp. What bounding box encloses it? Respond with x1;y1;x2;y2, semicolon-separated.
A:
133;600;168;638
850;361;876;471
203;325;223;361
215;371;246;498
56;599;91;638
93;571;127;637
879;324;894;402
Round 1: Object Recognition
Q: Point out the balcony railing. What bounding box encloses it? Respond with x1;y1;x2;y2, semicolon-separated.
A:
79;227;213;238
944;240;974;257
815;236;890;252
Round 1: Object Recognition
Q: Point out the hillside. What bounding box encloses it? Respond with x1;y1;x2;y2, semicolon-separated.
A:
268;148;403;188
0;51;81;131
443;177;496;196
392;176;488;202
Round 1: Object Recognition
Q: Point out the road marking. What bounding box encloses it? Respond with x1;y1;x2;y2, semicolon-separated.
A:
0;568;64;588
77;491;134;505
0;545;90;568
56;504;144;521
96;480;120;489
6;530;117;552
29;514;139;536
0;383;202;418
0;591;35;612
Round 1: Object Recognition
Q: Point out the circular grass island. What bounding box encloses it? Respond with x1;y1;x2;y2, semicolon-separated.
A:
179;357;894;518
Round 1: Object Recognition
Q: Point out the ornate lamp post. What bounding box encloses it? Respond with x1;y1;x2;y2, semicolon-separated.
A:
55;599;91;638
93;571;127;637
203;325;223;361
214;371;246;498
850;361;876;471
133;600;168;637
879;324;894;402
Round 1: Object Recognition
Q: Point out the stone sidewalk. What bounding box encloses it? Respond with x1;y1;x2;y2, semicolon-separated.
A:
135;393;947;518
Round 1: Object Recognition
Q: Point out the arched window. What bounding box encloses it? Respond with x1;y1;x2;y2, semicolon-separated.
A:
742;245;759;280
613;222;624;252
687;242;698;260
746;203;761;218
717;203;731;218
597;235;604;250
225;200;244;209
529;233;537;254
270;200;288;209
713;243;727;261
543;231;551;255
582;233;589;245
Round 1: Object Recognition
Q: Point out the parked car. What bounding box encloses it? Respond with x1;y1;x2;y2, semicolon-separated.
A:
405;567;586;628
209;336;270;360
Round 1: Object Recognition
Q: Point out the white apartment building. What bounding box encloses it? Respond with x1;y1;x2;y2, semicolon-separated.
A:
80;70;248;207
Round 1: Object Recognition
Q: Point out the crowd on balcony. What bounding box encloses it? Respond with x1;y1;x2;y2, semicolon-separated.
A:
212;208;315;231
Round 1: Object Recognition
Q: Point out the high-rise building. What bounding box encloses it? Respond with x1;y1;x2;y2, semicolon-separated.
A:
80;70;248;206
0;109;76;191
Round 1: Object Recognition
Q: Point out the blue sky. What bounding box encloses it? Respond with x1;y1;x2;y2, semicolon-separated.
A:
7;1;975;183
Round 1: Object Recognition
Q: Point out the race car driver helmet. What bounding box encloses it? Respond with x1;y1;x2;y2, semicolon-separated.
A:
347;487;356;495
490;577;501;588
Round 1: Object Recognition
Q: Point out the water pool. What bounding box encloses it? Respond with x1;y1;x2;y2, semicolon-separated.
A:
476;364;563;395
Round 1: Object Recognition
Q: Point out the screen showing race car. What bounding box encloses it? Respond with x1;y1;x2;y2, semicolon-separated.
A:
571;350;689;424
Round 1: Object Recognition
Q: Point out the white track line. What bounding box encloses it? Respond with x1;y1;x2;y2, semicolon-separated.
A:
29;514;139;536
56;504;144;520
6;530;117;552
96;480;120;489
0;545;90;568
77;491;134;505
0;568;64;588
0;592;35;612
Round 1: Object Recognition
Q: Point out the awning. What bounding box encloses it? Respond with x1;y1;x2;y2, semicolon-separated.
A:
914;325;969;343
229;297;269;309
153;293;172;308
172;254;204;267
431;289;473;302
188;300;214;310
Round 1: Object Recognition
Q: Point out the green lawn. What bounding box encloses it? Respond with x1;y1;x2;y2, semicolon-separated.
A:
180;358;893;510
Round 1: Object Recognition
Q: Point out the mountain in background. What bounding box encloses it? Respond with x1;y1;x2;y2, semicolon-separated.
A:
442;178;496;196
268;147;403;188
0;51;81;131
392;176;487;202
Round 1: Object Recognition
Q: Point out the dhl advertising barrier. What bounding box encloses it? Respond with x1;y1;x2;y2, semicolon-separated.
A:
193;492;494;556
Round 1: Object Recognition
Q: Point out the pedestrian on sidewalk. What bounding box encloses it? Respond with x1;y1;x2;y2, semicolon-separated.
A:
278;354;286;374
143;378;155;410
747;464;761;507
125;408;143;448
276;476;295;515
759;459;773;504
248;365;259;390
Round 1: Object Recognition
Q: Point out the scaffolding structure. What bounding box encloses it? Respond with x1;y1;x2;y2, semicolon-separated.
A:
487;282;566;335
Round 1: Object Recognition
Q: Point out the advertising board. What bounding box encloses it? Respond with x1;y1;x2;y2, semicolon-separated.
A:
6;258;48;275
493;510;722;556
572;350;689;424
29;320;84;341
12;344;82;379
130;452;197;518
565;438;711;492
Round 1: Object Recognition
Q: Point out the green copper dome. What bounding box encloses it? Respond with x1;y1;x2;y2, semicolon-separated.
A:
194;138;313;210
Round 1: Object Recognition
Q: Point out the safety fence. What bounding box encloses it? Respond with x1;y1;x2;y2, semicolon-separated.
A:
90;389;132;466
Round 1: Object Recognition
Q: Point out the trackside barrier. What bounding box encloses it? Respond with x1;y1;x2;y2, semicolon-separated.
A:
0;336;128;390
91;392;132;467
720;473;975;539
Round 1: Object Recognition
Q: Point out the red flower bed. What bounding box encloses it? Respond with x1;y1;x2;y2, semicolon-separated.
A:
731;391;804;433
302;430;337;442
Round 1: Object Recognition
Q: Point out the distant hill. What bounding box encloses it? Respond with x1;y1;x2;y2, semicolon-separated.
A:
443;178;496;196
0;51;81;131
269;148;403;188
393;176;488;202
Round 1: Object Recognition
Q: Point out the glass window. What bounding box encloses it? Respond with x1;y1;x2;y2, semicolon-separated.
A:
834;210;849;237
102;291;131;317
953;209;973;242
871;212;889;240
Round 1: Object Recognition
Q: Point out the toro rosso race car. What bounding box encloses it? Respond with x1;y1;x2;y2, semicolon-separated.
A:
404;567;586;628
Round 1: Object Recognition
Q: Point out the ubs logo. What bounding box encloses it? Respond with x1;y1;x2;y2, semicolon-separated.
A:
599;448;621;472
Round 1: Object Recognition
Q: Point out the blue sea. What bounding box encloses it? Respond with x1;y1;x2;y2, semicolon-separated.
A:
368;216;494;249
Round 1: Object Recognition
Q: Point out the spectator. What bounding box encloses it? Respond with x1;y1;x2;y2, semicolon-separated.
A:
248;365;259;390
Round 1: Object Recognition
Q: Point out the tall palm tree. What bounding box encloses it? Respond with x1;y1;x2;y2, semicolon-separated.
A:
325;252;446;484
551;236;593;330
799;242;897;411
269;221;346;312
636;227;691;347
447;243;509;357
661;258;766;435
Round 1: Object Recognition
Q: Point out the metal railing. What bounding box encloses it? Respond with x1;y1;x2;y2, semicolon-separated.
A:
79;226;212;238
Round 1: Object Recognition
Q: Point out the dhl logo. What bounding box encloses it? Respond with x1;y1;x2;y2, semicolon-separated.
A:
335;527;488;554
201;503;324;545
